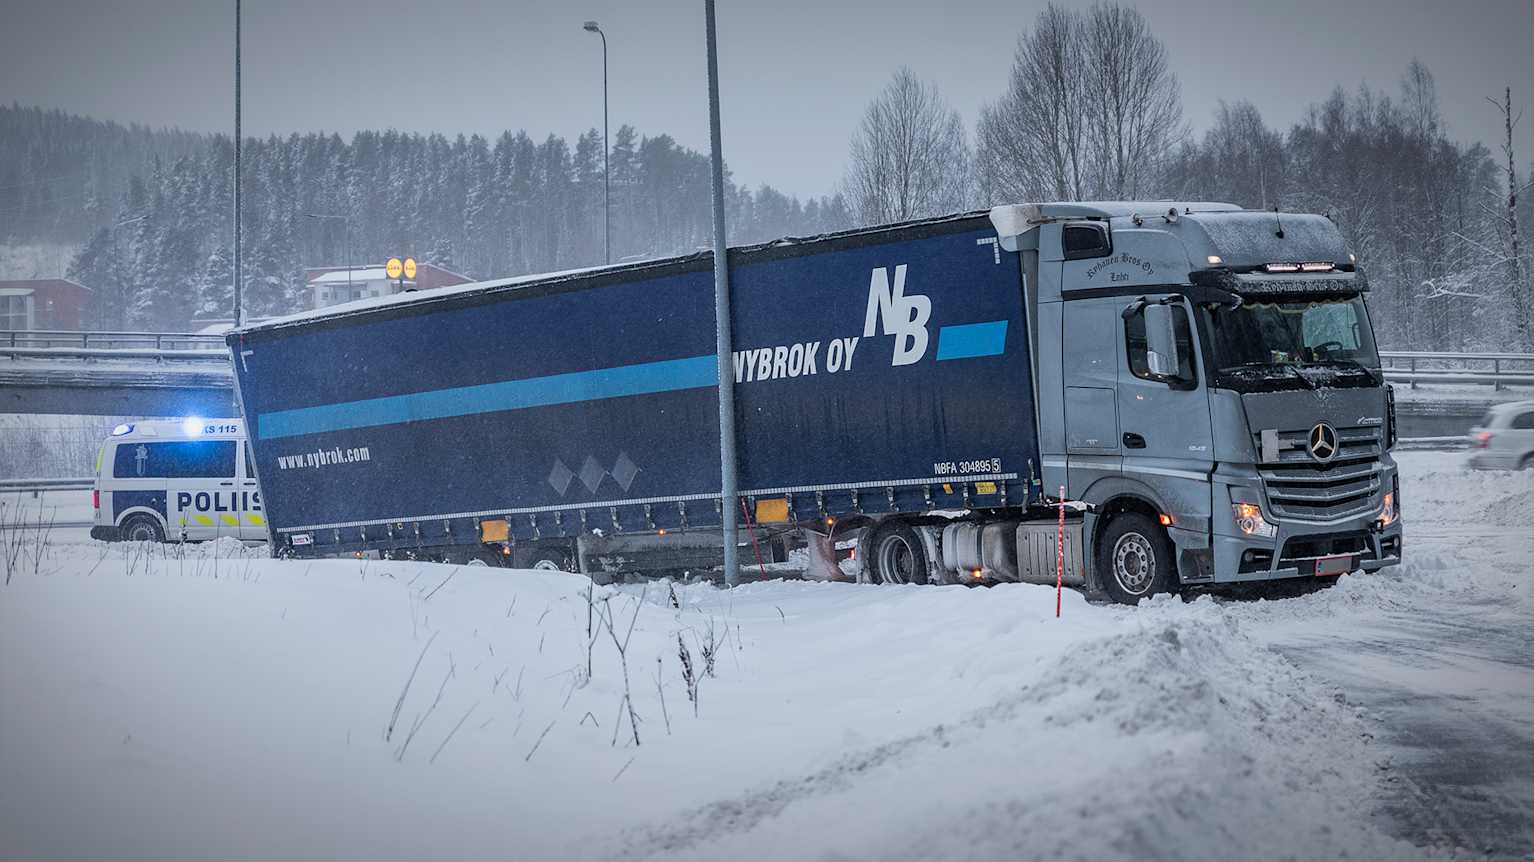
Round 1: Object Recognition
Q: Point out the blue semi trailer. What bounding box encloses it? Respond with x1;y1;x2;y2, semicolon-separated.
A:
231;203;1403;603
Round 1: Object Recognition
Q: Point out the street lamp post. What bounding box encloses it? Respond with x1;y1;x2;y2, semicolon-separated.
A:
233;0;243;328
583;20;610;266
304;212;352;298
703;0;739;586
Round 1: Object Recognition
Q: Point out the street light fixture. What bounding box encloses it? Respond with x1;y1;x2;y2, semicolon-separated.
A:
304;212;352;298
583;20;610;265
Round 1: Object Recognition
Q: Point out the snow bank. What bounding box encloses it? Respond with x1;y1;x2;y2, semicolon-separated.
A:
2;449;1525;860
4;542;1445;861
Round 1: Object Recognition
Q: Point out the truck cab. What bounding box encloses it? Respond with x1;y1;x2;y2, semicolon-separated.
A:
989;202;1402;601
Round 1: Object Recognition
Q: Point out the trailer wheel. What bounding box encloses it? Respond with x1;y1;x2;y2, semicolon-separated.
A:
1097;513;1176;604
457;546;509;567
120;514;165;544
867;521;928;585
516;544;573;572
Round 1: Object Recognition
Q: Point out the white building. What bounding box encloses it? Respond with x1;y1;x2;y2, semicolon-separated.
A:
303;262;472;310
307;268;414;308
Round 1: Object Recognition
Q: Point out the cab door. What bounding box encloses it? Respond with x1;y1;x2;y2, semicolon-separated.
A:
237;442;266;540
1116;297;1213;523
1063;298;1122;498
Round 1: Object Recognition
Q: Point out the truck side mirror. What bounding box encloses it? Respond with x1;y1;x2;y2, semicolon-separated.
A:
1144;303;1180;378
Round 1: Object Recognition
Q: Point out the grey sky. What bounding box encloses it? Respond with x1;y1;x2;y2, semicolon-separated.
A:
2;0;1531;199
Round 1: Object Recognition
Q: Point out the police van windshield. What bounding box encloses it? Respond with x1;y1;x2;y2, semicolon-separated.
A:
113;441;236;479
1201;294;1381;391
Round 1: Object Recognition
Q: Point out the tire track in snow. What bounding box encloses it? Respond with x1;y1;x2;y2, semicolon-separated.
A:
614;610;1415;862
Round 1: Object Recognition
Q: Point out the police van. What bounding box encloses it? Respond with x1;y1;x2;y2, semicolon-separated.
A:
90;418;266;543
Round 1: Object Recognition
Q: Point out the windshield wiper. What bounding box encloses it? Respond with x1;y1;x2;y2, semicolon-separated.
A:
1218;362;1315;389
1303;359;1382;383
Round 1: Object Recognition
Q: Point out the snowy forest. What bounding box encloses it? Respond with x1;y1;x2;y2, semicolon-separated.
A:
0;107;853;327
0;2;1530;350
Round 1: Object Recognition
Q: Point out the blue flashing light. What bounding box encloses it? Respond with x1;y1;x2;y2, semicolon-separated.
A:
181;417;206;437
110;423;133;436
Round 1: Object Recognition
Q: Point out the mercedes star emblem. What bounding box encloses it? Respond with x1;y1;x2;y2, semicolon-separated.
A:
1308;422;1339;464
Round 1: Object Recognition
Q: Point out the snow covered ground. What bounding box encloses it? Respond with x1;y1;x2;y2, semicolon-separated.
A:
1;452;1530;861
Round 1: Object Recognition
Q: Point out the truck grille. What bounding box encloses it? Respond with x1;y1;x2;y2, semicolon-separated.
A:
1256;424;1383;521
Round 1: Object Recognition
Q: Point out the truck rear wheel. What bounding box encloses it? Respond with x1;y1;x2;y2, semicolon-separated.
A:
867;522;928;585
1097;513;1176;604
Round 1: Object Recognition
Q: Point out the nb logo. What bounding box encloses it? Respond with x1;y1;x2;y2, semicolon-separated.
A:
863;265;931;366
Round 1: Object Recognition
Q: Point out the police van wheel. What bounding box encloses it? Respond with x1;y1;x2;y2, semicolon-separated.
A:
121;514;165;544
867;521;928;585
1098;513;1176;605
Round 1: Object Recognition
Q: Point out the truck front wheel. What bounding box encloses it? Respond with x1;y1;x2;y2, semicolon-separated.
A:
866;522;928;585
1097;513;1176;604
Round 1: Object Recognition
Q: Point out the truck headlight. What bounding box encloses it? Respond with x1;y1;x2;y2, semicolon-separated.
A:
1232;502;1276;538
1380;492;1397;526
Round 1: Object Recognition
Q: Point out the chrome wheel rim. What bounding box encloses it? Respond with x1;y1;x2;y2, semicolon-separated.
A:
532;559;562;571
1112;532;1156;596
877;534;919;584
127;522;156;542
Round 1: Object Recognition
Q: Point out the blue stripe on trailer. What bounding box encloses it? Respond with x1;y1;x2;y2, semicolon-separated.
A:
935;320;1008;360
259;354;719;439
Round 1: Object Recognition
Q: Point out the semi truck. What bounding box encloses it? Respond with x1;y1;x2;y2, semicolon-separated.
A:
228;202;1403;603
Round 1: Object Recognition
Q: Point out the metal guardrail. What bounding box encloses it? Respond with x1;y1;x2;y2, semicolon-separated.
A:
1394;436;1468;450
1;331;229;364
2;330;226;351
0;477;94;492
0;346;229;362
1379;351;1534;390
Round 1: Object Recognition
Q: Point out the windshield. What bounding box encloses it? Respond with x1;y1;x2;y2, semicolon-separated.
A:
1200;295;1381;392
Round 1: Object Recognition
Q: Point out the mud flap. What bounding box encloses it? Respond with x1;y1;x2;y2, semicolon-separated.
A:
802;529;847;582
1079;511;1112;603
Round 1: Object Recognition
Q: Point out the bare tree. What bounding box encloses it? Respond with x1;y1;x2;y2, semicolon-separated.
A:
1079;3;1185;199
977;4;1089;203
1488;87;1530;347
976;3;1182;204
1401;60;1440;142
1164;101;1284;209
843;67;972;226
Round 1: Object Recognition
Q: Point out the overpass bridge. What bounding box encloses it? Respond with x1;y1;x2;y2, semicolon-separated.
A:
1;331;236;417
2;330;1531;432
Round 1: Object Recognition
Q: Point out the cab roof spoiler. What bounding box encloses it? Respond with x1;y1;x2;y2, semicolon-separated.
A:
989;202;1242;251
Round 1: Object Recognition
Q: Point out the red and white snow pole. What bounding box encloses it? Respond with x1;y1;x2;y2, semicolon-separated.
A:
1056;485;1065;618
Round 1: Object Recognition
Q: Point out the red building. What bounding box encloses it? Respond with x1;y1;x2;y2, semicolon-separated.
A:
0;279;92;330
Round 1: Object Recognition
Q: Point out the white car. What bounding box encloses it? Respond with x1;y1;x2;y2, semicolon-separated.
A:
90;418;267;542
1467;400;1534;471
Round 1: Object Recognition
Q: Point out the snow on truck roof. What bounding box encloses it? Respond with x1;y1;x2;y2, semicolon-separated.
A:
989;201;1242;226
230;210;1001;335
237;263;615;333
233;201;1345;337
